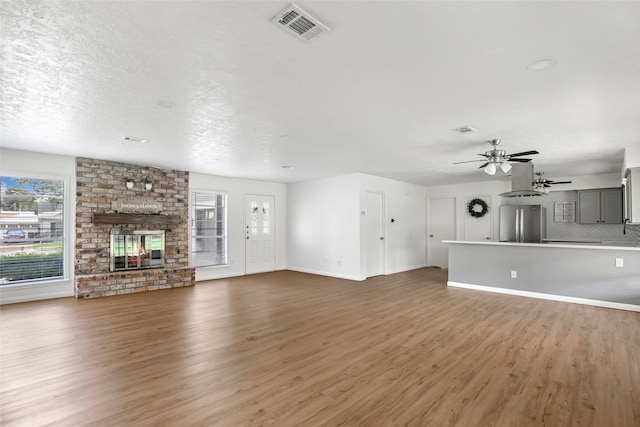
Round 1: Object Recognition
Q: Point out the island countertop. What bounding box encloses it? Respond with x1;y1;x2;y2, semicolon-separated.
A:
442;240;640;251
444;239;640;310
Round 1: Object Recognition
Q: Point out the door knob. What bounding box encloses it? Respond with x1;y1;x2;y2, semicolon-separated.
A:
380;237;384;240
429;234;434;237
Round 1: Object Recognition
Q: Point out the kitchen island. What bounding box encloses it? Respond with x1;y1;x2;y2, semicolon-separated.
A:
444;240;640;311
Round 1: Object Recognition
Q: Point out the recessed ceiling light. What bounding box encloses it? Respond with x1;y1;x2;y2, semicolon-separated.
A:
122;135;148;144
526;59;557;71
281;165;296;170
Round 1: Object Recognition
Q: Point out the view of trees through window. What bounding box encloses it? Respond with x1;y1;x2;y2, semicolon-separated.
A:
0;176;65;284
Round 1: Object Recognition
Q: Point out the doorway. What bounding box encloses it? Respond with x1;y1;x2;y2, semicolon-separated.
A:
245;194;276;274
464;195;492;241
365;191;385;278
428;197;456;268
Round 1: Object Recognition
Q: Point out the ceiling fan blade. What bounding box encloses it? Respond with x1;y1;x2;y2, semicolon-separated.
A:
478;162;489;169
543;183;552;187
549;180;572;184
508;150;539;157
509;158;532;162
453;159;486;164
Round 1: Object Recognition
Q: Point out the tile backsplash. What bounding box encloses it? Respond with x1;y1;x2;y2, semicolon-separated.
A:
502;190;639;243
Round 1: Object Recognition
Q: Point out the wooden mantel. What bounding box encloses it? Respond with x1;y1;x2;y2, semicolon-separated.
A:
92;213;182;225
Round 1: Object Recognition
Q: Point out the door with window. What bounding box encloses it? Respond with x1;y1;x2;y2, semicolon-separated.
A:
245;195;275;274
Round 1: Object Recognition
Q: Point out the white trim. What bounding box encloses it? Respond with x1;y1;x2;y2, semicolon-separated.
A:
447;281;640;312
0;280;74;304
196;269;245;282
287;267;364;281
385;264;428;275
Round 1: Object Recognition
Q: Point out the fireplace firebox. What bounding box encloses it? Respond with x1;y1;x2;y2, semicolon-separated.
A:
110;230;165;272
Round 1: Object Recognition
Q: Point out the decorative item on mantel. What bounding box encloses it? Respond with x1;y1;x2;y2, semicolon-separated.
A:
92;198;180;225
467;198;489;218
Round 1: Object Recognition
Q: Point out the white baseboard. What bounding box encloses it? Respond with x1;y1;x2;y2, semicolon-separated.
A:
286;267;364;281
447;281;640;312
385;264;428;275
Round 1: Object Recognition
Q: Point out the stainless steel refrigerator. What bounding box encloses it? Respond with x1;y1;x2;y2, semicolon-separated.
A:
499;205;546;242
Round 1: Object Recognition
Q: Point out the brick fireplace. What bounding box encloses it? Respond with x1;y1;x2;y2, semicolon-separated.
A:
75;158;194;298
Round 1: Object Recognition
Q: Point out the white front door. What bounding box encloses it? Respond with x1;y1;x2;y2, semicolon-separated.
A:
365;191;385;278
245;194;275;274
464;196;492;241
428;197;456;268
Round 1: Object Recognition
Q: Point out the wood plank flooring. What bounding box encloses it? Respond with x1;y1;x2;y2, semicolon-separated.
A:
1;268;639;426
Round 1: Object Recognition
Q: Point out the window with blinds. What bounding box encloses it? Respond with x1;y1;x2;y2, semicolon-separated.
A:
0;176;65;284
190;191;228;267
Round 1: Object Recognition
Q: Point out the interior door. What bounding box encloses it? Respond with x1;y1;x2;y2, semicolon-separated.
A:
428;197;456;268
464;196;491;241
245;194;275;274
365;191;385;278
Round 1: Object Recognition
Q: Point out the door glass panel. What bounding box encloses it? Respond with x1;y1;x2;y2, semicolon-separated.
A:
262;202;270;235
250;201;258;235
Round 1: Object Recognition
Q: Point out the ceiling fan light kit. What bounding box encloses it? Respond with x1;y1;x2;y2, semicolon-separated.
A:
484;163;497;175
500;162;512;173
454;138;539;176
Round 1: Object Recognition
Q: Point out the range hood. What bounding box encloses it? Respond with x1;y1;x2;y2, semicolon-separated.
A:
499;162;543;197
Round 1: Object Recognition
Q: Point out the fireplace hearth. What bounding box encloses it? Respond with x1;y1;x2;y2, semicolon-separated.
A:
110;230;165;272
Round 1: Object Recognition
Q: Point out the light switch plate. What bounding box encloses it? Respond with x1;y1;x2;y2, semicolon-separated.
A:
616;258;624;267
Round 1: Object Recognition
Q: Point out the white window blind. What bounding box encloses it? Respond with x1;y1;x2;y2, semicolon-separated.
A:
190;191;228;267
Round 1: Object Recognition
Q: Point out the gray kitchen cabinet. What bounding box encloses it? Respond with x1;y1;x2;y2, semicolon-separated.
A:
578;188;623;224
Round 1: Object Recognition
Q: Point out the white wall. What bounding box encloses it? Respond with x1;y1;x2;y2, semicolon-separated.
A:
543;172;622;191
357;174;426;276
190;173;287;281
0;148;76;303
287;173;426;281
287;174;362;280
623;146;640;173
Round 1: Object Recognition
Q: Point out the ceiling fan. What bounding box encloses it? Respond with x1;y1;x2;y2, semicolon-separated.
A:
533;172;572;193
453;139;539;175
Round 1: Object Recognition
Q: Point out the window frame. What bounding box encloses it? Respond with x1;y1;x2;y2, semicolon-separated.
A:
0;163;74;304
0;175;66;285
189;190;229;268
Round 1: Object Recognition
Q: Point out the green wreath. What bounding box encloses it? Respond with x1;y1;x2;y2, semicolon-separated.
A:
468;198;489;218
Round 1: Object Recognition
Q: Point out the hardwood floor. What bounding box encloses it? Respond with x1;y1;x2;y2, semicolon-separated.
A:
1;268;639;426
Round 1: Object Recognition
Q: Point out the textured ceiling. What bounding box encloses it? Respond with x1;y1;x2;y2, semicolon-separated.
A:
1;1;639;186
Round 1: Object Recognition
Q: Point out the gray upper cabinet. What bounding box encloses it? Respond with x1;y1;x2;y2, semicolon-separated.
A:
578;188;623;224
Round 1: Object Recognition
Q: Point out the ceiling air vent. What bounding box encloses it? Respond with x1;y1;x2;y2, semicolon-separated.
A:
452;125;477;134
271;4;330;42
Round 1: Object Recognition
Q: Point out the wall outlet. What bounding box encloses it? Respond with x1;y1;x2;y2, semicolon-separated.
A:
616;258;624;267
511;270;517;279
